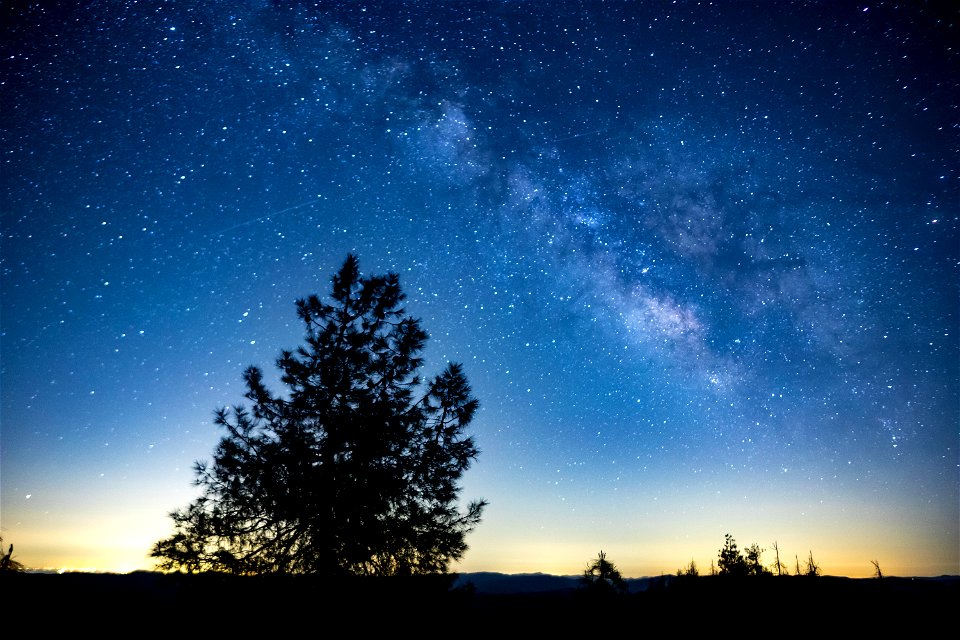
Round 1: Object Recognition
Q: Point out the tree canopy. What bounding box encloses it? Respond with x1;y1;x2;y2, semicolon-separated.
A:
152;254;487;575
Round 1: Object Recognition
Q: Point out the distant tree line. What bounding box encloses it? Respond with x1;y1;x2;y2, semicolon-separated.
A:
578;534;841;600
584;533;851;589
675;533;825;578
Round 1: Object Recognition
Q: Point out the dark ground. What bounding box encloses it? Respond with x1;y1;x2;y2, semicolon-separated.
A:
4;571;956;634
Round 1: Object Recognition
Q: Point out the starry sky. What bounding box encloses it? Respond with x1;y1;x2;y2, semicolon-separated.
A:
2;1;957;577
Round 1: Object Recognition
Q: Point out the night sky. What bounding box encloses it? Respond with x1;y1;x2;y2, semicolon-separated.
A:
2;1;957;577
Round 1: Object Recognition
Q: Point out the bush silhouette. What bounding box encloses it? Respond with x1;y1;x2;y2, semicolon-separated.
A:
0;538;24;572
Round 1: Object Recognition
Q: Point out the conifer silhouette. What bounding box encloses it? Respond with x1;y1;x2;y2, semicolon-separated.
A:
152;255;486;575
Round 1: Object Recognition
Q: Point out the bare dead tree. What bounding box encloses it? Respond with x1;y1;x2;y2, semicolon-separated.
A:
771;541;788;576
870;559;883;579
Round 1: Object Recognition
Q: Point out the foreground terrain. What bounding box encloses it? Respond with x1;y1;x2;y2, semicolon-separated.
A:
4;571;956;633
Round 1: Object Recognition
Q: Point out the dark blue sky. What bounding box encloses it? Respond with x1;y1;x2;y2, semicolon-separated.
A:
2;1;957;576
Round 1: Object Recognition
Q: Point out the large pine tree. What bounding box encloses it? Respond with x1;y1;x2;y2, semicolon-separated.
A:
152;255;486;575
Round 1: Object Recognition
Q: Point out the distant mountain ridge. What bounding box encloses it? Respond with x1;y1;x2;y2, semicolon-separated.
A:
453;571;662;594
453;571;960;595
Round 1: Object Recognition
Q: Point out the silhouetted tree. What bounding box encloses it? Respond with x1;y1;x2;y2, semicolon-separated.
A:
152;255;487;575
744;543;770;576
676;559;699;578
717;533;747;576
581;550;628;594
870;559;883;579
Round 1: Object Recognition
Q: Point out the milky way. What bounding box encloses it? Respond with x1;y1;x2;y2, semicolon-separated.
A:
2;2;957;576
